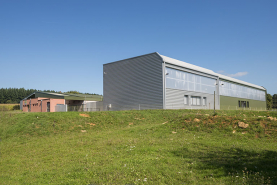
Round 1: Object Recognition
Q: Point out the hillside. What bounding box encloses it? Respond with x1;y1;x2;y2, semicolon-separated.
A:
1;109;277;184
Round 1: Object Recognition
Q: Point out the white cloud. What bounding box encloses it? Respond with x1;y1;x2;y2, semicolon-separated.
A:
217;70;248;77
228;72;248;77
217;70;225;74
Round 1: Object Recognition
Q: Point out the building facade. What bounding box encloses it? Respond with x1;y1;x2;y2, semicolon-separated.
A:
103;52;266;111
20;92;103;112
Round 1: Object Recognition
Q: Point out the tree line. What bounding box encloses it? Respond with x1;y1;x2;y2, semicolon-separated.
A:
267;94;277;109
0;88;55;104
0;88;100;104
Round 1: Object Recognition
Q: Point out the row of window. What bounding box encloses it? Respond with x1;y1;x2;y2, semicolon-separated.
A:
166;67;216;95
184;95;207;106
165;67;265;102
219;80;265;101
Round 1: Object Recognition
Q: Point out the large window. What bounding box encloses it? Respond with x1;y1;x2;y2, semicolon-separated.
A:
239;100;249;108
219;80;265;101
166;67;216;94
191;96;201;106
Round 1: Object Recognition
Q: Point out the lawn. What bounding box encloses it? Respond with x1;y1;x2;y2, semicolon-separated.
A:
0;109;277;184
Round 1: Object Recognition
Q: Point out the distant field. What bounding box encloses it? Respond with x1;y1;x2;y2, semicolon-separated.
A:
0;109;277;184
0;104;20;111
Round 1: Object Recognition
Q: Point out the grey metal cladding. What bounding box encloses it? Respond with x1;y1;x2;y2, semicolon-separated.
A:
103;53;163;110
166;88;219;110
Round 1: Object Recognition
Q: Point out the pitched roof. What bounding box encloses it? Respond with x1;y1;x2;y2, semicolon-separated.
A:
22;91;102;101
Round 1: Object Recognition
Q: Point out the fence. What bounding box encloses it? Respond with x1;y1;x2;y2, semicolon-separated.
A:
55;104;67;112
104;103;163;111
104;103;271;111
55;102;103;112
56;102;275;112
220;105;268;111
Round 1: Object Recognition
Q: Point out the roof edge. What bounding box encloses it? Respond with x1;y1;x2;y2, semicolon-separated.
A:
103;52;160;65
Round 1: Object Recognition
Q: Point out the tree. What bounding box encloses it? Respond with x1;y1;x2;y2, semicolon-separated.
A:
266;94;272;110
66;91;80;94
273;94;277;109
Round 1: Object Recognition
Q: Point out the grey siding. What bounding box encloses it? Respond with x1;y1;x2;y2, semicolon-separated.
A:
20;100;23;110
85;101;103;111
165;88;220;110
55;104;67;112
103;53;163;111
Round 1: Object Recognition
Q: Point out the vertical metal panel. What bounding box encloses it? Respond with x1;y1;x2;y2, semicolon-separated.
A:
103;53;163;111
20;100;23;110
55;105;67;112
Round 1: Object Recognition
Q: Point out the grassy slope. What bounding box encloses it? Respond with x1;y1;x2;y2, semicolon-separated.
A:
0;109;277;184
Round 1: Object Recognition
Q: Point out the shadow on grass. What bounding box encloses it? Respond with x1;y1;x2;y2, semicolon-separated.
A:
172;145;277;184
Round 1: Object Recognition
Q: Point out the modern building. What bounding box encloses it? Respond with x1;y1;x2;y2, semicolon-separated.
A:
103;52;266;111
20;91;103;112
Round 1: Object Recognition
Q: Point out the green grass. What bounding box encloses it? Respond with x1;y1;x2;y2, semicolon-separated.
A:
0;109;277;184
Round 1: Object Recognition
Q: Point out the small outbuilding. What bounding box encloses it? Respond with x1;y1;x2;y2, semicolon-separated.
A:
20;92;103;112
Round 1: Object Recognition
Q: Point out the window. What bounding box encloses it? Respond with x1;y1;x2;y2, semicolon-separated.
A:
191;96;201;105
203;97;207;106
184;95;188;105
247;101;249;108
239;100;247;108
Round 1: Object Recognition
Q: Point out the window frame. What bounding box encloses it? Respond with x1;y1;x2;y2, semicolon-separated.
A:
191;96;201;106
184;95;188;105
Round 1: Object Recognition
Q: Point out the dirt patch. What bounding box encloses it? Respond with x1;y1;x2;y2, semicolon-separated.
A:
268;117;277;121
79;114;90;117
129;122;133;125
194;118;200;122
238;122;249;128
81;130;87;133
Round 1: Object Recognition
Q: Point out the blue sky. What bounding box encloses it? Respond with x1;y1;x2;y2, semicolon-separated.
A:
0;0;276;95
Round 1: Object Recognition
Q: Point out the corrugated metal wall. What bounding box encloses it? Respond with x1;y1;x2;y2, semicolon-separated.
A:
103;53;163;111
165;88;219;109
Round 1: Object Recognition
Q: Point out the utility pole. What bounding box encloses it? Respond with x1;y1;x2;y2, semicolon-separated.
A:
214;91;215;114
